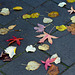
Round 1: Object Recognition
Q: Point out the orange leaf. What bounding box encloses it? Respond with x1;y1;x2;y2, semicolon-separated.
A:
66;24;75;35
47;64;59;75
48;11;59;18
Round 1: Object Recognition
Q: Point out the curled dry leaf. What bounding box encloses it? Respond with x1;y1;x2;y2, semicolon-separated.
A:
26;61;41;71
8;25;16;30
13;6;23;10
58;2;66;7
25;45;36;52
0;28;9;35
5;46;17;58
47;64;59;75
50;53;61;64
43;17;53;23
70;16;75;23
0;52;12;62
0;8;10;16
38;44;49;51
48;11;59;18
66;24;75;35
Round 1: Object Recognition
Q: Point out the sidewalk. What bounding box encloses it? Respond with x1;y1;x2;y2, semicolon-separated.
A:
0;0;75;75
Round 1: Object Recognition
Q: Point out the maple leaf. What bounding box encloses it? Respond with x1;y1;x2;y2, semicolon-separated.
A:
68;6;75;14
36;32;58;44
41;58;56;70
6;36;24;46
47;64;59;75
34;24;45;32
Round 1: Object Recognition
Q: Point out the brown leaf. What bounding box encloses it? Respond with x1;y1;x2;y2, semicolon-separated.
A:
0;52;12;62
48;11;59;18
66;24;75;35
47;64;59;75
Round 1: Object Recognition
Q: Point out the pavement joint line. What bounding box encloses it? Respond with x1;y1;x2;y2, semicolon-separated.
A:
0;70;6;75
19;0;35;8
59;62;75;75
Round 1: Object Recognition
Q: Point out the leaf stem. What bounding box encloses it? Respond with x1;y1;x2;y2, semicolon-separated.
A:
49;26;55;34
58;32;70;38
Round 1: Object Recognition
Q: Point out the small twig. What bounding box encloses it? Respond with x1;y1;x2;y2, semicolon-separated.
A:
45;11;49;14
40;15;44;16
9;29;22;32
58;32;70;38
21;63;26;66
49;26;55;34
45;24;51;28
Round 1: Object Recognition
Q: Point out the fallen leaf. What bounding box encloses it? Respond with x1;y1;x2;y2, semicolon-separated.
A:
0;28;9;35
38;44;49;51
0;52;12;61
68;6;75;14
48;11;59;18
66;0;75;3
43;17;53;23
8;25;16;30
30;12;40;18
56;25;67;31
0;8;10;15
6;36;24;46
47;64;59;75
66;24;75;35
26;61;41;71
41;58;56;70
22;14;31;19
36;32;58;44
58;2;66;7
13;6;23;10
70;16;75;23
26;45;36;52
5;46;17;58
34;23;45;32
50;53;61;64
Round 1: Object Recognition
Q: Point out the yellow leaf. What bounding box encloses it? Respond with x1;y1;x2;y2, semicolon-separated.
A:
26;61;41;71
13;6;23;10
38;44;49;51
56;25;67;31
48;11;59;18
8;25;16;30
31;13;40;18
22;14;31;19
66;0;75;3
